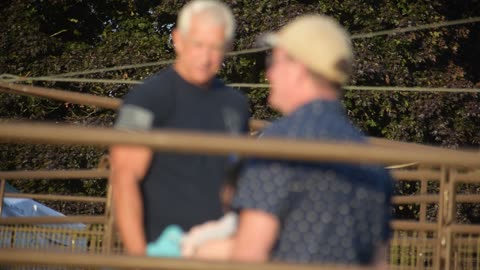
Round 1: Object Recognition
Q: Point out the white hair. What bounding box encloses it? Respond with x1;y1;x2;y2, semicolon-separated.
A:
177;0;235;42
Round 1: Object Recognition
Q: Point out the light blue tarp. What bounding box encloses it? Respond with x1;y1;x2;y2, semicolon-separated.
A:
1;183;87;250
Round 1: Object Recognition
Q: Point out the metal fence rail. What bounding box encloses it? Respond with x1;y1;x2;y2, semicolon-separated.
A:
0;249;369;270
0;122;479;167
0;82;269;133
0;122;479;269
0;81;468;154
0;166;479;269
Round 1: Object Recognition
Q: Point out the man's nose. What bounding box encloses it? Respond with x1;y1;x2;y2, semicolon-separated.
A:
198;47;214;64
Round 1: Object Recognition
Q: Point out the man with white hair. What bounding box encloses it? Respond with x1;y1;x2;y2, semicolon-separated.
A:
110;0;249;256
193;15;393;267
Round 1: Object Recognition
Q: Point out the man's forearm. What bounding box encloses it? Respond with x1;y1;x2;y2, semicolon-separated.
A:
230;210;279;262
192;238;234;260
112;172;146;256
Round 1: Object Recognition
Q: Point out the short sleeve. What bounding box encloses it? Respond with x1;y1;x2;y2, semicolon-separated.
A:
221;88;250;134
114;73;174;131
232;159;291;218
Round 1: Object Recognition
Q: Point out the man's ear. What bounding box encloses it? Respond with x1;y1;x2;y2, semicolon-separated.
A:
291;62;307;85
172;28;183;55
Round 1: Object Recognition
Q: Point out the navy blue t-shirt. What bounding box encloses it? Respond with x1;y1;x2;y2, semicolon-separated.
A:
115;66;250;242
233;99;393;265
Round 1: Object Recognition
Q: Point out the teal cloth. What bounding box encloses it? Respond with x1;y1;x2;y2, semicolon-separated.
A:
146;225;184;257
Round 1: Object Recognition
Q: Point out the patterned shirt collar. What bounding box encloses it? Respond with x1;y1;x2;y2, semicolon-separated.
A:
290;99;344;119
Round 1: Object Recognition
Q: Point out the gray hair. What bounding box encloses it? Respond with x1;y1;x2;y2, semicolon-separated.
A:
177;0;236;42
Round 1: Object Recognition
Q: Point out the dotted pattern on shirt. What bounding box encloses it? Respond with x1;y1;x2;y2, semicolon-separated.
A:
232;100;394;265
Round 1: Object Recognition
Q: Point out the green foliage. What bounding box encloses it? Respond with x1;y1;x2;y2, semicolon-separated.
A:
0;0;479;218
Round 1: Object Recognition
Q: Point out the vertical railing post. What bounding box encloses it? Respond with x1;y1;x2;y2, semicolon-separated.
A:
102;180;114;254
98;156;114;254
419;171;428;223
436;166;447;270
436;166;455;270
99;156;115;254
445;169;457;270
0;179;6;216
417;165;428;269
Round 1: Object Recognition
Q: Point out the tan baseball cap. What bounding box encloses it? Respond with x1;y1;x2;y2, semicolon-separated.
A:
262;15;353;85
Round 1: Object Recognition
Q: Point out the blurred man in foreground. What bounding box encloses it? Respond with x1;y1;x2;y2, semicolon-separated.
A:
194;15;393;268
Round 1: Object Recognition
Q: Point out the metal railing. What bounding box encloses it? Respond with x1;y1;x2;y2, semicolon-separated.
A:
0;81;473;155
0;122;478;269
1;167;478;269
0;158;117;255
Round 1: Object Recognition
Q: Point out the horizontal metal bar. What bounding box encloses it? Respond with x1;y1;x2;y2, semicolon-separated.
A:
0;169;446;182
4;192;106;203
391;170;441;181
0;82;121;109
0;83;273;134
390;220;438;231
0;249;367;270
392;195;439;204
452;237;480;245
0;169;109;180
390;238;437;245
0;218;441;232
389;266;435;270
391;221;480;234
368;137;448;154
0;226;105;236
450;224;480;234
0;122;479;167
0;216;106;224
3;82;471;154
3;82;477;154
456;194;480;203
453;172;480;184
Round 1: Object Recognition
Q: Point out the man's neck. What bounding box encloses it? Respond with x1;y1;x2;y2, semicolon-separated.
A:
173;62;211;88
283;85;339;115
310;78;339;101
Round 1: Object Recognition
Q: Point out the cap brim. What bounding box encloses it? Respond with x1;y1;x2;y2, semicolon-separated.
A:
255;33;279;48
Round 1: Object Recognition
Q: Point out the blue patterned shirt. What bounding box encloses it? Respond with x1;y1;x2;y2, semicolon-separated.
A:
233;99;393;265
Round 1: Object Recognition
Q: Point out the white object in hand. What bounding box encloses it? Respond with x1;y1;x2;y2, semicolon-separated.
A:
182;212;238;257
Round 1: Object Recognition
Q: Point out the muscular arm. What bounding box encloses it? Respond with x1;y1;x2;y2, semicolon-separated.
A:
110;145;152;256
231;209;280;262
190;209;279;262
227;159;288;262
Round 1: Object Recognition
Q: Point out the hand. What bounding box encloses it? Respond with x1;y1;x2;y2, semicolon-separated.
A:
182;221;220;257
127;245;146;257
182;213;238;258
193;238;234;261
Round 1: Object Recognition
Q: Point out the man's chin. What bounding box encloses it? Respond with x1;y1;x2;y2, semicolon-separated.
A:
191;74;214;85
267;96;277;109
